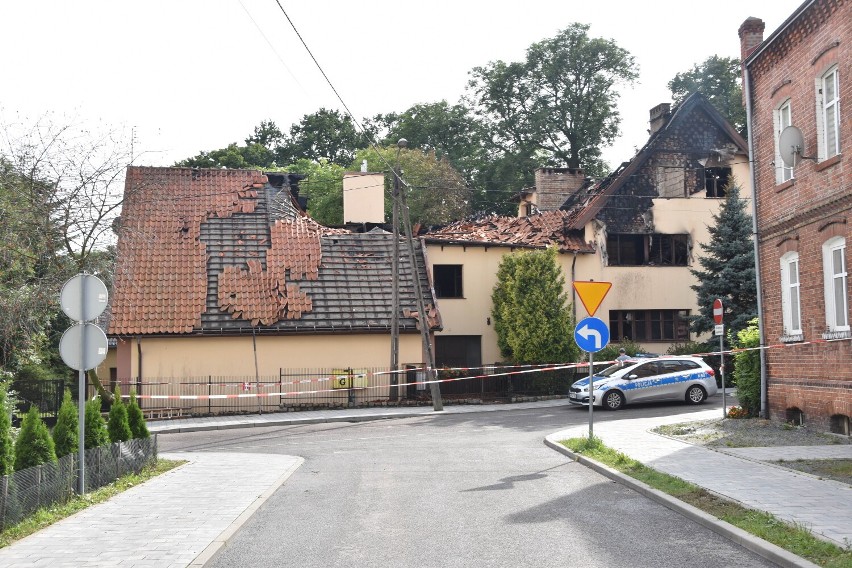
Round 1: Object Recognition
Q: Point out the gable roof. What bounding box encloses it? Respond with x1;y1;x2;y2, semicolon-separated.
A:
110;167;439;336
560;92;749;229
424;210;594;253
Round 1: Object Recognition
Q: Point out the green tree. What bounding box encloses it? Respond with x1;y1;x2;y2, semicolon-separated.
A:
733;318;761;417
14;406;57;470
107;386;132;443
467;23;638;175
126;390;149;440
689;183;757;338
279;109;376;166
353;146;471;226
668;55;746;136
51;389;78;458
295;159;346;226
0;387;15;475
84;396;109;449
491;248;578;364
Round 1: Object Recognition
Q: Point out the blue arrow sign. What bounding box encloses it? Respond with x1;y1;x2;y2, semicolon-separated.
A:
574;317;610;353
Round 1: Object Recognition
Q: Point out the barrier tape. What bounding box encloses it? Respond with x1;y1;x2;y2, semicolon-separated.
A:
121;334;852;401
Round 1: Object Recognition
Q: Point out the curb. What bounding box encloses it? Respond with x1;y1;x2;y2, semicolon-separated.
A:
188;457;305;567
544;435;821;568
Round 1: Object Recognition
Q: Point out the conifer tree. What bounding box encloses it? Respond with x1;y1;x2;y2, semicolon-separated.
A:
0;388;15;475
690;183;757;339
52;390;78;458
492;247;578;363
126;390;149;440
14;406;57;470
107;386;132;443
84;397;109;449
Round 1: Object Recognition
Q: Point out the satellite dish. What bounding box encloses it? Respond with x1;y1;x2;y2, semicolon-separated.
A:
779;126;806;168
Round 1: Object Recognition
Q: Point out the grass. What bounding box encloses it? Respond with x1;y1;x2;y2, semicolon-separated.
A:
0;458;184;548
774;458;852;485
562;437;852;568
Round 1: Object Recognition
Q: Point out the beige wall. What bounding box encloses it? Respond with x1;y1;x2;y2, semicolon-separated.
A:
343;172;385;224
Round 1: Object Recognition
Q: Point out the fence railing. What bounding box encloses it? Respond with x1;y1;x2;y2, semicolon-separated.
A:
0;436;158;531
118;363;592;417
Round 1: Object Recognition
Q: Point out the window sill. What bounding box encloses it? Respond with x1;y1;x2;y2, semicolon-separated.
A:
822;329;851;340
815;154;842;172
775;179;795;193
779;333;804;343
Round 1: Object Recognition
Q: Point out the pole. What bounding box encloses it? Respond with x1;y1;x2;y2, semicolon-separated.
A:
588;352;594;439
389;163;401;402
252;329;261;415
396;150;443;411
77;275;86;495
720;329;726;418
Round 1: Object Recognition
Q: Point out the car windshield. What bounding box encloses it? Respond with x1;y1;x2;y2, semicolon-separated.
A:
596;362;637;378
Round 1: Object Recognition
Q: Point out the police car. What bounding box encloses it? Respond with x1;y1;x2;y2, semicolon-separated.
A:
568;356;717;410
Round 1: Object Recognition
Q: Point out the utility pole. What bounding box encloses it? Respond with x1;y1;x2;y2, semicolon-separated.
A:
389;142;402;402
394;140;443;411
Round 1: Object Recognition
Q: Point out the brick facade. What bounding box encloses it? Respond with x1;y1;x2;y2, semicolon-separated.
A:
741;0;852;432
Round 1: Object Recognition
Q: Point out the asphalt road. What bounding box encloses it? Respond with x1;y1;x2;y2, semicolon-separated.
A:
160;398;776;568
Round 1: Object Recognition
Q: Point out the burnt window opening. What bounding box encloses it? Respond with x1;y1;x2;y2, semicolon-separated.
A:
607;234;688;266
433;265;463;298
609;309;690;342
704;167;730;198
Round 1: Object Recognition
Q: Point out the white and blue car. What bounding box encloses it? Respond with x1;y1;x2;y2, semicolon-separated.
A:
568;356;717;410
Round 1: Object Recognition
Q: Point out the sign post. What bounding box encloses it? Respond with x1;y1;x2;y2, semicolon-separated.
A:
713;298;726;418
572;281;612;440
59;274;109;495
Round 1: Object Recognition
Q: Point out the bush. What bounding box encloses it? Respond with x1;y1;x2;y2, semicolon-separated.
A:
733;318;761;417
14;406;57;470
107;386;132;443
85;397;110;449
726;406;749;419
0;387;15;475
52;390;79;458
595;340;647;363
126;390;149;439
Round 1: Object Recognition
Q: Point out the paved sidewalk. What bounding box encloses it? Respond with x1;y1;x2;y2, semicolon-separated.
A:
0;400;849;567
547;408;852;548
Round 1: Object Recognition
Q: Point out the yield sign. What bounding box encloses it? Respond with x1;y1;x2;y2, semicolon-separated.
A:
573;281;612;317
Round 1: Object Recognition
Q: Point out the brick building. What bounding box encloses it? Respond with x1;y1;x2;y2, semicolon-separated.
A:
740;0;851;434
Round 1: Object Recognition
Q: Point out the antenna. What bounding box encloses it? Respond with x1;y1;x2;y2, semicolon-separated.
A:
779;126;816;168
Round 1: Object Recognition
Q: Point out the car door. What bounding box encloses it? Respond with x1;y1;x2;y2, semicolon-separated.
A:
653;360;690;401
621;362;660;404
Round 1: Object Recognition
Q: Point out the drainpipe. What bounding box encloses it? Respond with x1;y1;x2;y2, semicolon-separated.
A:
743;65;769;418
136;336;143;391
571;253;578;323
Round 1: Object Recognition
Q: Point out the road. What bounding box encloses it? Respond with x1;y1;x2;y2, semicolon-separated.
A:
160;398;777;568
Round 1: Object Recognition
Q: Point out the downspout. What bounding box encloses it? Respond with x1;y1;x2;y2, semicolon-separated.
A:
571;253;577;323
743;65;769;418
136;336;143;392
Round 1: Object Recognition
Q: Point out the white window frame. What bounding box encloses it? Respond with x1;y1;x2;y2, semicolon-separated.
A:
822;237;849;332
816;66;840;161
774;99;794;183
780;252;802;336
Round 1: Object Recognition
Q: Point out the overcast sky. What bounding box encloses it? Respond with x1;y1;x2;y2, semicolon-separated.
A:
2;0;804;171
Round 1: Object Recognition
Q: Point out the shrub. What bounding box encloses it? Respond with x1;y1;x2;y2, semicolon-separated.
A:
0;387;15;475
726;406;749;419
107;386;132;443
126;390;150;439
733;318;761;417
52;390;79;458
595;340;647;363
85;397;110;449
14;406;57;470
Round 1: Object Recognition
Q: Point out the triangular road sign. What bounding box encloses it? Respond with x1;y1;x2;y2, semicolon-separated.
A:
573;281;612;317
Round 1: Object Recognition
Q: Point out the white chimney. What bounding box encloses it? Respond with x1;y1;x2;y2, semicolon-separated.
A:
360;160;368;173
343;172;385;224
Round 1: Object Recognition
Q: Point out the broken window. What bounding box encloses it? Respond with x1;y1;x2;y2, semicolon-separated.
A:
656;165;686;198
433;265;463;298
609;309;690;342
607;234;688;266
704;167;730;198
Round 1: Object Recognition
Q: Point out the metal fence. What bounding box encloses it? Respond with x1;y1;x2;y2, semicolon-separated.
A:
0;436;158;531
123;363;591;417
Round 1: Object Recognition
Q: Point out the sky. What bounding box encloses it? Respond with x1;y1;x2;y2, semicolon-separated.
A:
1;0;806;172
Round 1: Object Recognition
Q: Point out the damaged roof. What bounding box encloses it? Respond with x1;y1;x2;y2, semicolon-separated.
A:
424;210;595;253
560;92;749;231
110;167;439;336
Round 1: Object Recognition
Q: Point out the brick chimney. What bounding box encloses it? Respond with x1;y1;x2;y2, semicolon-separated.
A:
533;167;585;212
649;103;671;135
738;17;765;60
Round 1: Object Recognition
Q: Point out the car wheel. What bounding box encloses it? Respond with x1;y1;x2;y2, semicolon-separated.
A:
603;390;625;410
686;385;707;405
